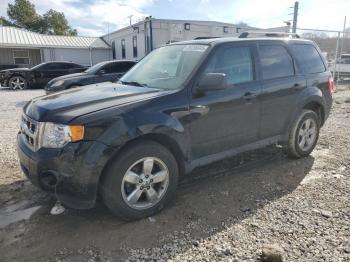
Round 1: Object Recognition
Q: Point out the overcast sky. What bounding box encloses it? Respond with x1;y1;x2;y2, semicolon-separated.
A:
0;0;349;37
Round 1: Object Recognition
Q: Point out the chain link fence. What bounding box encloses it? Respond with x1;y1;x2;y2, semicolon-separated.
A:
296;27;350;82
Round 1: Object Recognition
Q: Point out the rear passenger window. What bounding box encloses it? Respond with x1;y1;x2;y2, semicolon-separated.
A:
43;63;63;70
290;44;326;74
259;45;294;80
204;46;253;85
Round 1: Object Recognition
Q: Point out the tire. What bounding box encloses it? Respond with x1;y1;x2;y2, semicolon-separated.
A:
285;109;320;158
101;141;179;221
8;76;28;90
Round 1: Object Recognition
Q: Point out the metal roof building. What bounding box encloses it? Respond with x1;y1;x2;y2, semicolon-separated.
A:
0;26;112;68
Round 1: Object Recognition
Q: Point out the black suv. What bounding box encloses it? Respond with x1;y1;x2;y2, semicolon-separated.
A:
17;37;333;220
0;61;86;90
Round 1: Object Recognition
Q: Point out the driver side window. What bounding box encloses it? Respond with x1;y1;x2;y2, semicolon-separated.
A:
204;46;253;85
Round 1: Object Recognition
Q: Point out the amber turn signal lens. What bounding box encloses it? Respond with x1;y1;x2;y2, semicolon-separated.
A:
69;125;84;141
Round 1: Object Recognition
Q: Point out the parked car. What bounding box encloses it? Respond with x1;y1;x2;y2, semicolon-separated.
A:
329;54;350;80
0;64;19;71
0;61;86;90
45;60;137;94
17;37;333;220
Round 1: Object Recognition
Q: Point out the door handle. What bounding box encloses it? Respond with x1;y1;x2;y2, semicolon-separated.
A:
243;92;257;100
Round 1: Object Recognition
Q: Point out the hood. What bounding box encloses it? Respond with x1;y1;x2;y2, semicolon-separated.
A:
24;82;170;123
1;68;30;73
48;72;89;83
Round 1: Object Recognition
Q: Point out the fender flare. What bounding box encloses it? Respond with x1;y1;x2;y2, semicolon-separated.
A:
286;87;326;133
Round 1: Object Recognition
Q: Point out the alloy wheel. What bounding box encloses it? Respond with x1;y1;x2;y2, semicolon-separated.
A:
298;118;317;151
9;77;26;90
121;157;169;210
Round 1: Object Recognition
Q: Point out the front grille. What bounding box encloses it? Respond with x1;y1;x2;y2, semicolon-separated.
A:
20;114;41;151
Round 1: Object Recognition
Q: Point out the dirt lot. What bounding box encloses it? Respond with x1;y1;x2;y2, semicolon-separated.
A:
0;86;349;261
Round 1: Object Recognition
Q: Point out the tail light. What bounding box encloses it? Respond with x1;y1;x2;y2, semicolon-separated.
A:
328;77;334;96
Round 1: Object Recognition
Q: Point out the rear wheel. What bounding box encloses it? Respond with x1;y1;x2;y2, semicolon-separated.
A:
285;109;320;158
9;76;28;90
101;141;179;220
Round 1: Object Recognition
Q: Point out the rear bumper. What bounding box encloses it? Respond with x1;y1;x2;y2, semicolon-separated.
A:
17;133;115;209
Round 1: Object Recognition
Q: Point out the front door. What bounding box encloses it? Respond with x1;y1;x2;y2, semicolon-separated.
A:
96;63;121;83
189;43;261;159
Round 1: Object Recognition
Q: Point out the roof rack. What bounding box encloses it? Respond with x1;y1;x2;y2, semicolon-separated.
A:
194;36;221;40
238;31;300;39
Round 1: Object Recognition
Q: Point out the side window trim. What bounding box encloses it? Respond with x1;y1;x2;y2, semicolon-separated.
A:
257;42;296;81
290;44;326;75
103;63;114;74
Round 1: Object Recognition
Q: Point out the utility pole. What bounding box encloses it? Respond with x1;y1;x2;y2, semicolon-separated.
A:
127;15;133;25
340;16;347;57
292;1;299;33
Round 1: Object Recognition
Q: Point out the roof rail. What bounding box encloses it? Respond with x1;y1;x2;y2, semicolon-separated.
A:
238;31;300;39
194;36;221;40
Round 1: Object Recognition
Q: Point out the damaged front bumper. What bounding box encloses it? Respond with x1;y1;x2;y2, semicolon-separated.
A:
17;133;115;209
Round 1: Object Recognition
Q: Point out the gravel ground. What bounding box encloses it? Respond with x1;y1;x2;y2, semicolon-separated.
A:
0;88;44;184
0;85;349;261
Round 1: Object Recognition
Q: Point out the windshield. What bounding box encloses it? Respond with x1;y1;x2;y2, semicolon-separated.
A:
120;44;208;90
85;62;106;74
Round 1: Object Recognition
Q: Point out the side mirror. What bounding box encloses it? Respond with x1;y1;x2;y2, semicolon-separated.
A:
197;73;228;91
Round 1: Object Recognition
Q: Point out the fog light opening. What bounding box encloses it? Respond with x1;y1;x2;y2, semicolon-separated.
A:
40;171;58;188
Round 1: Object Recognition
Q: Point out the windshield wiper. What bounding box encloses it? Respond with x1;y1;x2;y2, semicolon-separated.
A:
119;80;148;87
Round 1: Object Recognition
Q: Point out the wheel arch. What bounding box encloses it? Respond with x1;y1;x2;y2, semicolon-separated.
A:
8;74;28;89
98;133;187;186
302;101;325;126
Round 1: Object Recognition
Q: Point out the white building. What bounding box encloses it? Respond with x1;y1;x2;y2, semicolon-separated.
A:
103;18;290;61
0;20;290;69
0;26;111;68
103;18;256;61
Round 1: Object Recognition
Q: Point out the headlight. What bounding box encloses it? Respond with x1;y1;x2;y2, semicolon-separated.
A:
50;80;65;88
40;123;84;148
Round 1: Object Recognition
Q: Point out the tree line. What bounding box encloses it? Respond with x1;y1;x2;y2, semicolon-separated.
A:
0;0;77;36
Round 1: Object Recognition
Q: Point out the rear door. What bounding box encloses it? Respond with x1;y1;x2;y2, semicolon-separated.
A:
66;63;85;74
41;63;70;83
189;42;261;159
257;42;306;139
289;43;331;111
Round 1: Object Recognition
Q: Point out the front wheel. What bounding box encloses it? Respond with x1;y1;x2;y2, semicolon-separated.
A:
101;141;179;221
285;109;320;158
8;76;28;90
